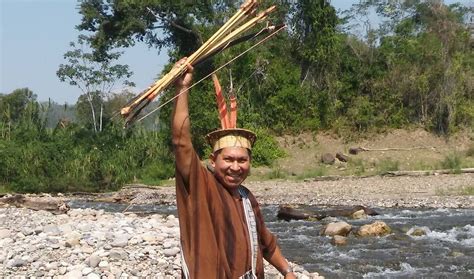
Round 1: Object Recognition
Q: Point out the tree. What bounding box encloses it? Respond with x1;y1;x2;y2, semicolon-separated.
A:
76;0;233;59
57;34;134;132
289;0;339;85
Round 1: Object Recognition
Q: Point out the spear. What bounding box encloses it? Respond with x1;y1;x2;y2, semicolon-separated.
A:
120;1;279;126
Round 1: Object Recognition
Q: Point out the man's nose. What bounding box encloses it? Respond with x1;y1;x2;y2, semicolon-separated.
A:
230;161;240;171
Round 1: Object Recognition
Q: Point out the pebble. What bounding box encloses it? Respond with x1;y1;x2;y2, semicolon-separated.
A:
0;207;323;278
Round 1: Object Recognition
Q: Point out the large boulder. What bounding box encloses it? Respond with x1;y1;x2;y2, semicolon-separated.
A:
349;147;364;155
276;205;379;221
321;153;335;165
277;205;319;221
356;221;391;237
321;221;352;237
323;205;379;219
335;152;349;162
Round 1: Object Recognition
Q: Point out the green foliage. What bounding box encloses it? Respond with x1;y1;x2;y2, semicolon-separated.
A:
265;167;289;180
5;1;473;192
57;35;134;132
436;185;474;196
376;158;400;174
460;186;474;196
466;144;474;157
440;152;463;173
348;158;366;176
72;0;473;137
0;89;176;193
296;167;326;180
251;128;286;167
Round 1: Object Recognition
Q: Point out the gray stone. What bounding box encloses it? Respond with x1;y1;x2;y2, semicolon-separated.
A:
88;254;101;267
7;258;27;268
163;247;180;257
110;234;129;247
321;153;335;165
322;221;352;237
82;266;94;275
99;260;109;268
64;269;82;278
109;248;128;261
0;228;11;238
87;273;101;279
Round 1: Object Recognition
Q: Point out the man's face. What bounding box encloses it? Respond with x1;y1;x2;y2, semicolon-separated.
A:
210;147;251;189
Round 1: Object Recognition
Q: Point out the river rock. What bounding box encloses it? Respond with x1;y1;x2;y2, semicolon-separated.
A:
330;235;348;246
356;221;391;237
335;152;349;162
321;221;352;236
407;227;428;236
0;207;323;279
351;209;367;219
321;153;335;165
88;254;101;267
0;228;11;238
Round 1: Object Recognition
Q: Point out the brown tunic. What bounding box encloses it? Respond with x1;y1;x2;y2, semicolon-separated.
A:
176;151;277;279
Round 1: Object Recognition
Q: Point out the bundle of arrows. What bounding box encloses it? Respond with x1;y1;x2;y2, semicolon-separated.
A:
120;0;284;126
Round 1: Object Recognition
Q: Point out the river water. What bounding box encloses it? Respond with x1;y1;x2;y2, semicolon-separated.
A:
69;201;474;278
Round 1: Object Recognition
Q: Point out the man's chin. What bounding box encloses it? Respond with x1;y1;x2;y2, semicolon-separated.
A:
224;181;241;188
224;177;244;188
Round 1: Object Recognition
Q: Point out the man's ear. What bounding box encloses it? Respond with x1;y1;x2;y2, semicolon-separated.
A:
209;153;216;167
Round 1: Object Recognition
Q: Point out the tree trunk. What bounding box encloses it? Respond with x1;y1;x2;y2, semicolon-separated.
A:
87;93;98;133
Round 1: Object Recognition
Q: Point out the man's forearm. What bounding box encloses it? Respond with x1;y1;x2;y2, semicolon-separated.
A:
265;246;296;278
171;60;194;182
172;84;191;147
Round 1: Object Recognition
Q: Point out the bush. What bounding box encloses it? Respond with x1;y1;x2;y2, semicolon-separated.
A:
440;152;462;173
376;158;400;174
466;143;474;157
251;128;286;167
0;121;175;193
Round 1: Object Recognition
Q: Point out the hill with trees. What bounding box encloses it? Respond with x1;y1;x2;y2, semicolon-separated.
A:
1;0;472;193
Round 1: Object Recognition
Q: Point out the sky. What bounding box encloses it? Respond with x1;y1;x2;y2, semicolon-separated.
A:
1;0;167;104
0;0;470;104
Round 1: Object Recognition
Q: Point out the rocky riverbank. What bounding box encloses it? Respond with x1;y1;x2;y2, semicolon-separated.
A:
1;173;472;278
121;173;474;208
0;207;323;278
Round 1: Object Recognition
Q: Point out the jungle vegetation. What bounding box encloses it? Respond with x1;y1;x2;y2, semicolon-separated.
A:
1;0;472;193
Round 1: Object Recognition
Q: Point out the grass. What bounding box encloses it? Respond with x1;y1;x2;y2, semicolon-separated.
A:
265;167;289;180
461;186;474;195
375;158;400;174
409;160;435;171
0;184;10;194
437;185;474;196
466;143;474;157
295;167;326;180
440;152;463;173
348;158;366;176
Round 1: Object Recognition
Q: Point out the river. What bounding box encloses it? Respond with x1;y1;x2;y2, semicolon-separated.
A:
68;201;474;278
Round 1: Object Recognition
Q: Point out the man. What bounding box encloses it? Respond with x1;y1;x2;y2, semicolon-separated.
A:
172;58;296;279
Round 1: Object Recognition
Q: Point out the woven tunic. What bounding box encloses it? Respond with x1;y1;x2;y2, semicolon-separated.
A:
176;150;277;279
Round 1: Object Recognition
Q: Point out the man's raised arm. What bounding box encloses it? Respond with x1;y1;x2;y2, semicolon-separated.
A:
171;58;194;184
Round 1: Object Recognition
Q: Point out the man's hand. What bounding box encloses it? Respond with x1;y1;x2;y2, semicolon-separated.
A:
284;272;297;279
174;57;194;89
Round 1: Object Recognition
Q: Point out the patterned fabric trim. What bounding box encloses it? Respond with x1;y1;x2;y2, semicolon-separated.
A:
238;186;258;279
180;241;190;279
